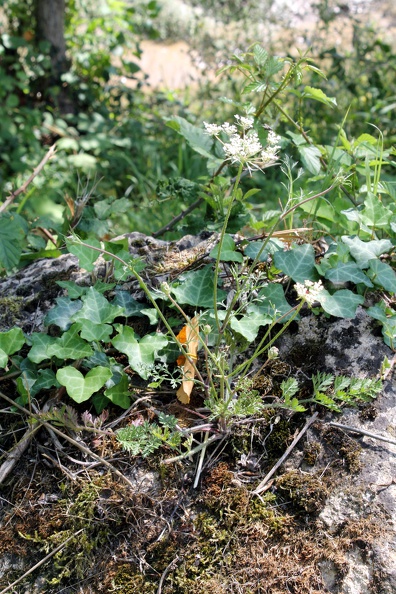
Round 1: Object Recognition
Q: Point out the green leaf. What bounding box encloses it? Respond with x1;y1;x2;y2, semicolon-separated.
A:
171;265;227;307
210;235;243;263
298;144;322;175
303;86;337;107
56;281;89;299
0;213;27;270
111;325;168;380
166;115;214;160
341;236;393;268
230;309;272;342
0;348;8;368
367;259;396;293
104;373;130;409
77;320;113;342
56;366;112;404
27;333;57;363
244;239;284;262
367;302;396;349
257;284;297;321
65;238;102;271
325;263;373;288
0;327;25;357
112;290;146;317
360;192;394;230
46;324;93;360
318;289;364;318
45;297;83;330
73;288;124;325
273;244;318;283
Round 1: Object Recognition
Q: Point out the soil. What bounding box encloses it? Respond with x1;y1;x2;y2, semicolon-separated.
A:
0;232;395;594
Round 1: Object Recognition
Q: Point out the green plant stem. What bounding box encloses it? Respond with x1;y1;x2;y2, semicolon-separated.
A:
213;163;244;331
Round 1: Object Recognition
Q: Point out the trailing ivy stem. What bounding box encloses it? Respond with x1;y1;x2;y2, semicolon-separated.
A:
213;163;244;331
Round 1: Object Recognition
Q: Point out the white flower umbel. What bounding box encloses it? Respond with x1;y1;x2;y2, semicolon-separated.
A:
203;116;281;173
295;280;324;306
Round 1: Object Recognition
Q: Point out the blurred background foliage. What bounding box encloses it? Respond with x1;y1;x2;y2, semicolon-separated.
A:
0;0;395;262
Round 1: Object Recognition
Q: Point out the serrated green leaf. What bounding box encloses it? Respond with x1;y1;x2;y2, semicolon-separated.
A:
166;115;214;159
367;259;396;292
46;324;93;360
104;373;130;408
56;365;112;403
0;327;25;357
318;289;364;318
171;265;227;307
341;236;393;268
45;297;83;330
111;325;168;380
73;287;124;325
303;86;337;107
0;213;27;270
325;263;373;287
273;244;318;283
66;238;102;271
210;235;243;263
298;144;322;175
253;45;268;67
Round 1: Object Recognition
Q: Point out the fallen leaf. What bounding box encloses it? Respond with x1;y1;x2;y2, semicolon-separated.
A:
176;315;199;404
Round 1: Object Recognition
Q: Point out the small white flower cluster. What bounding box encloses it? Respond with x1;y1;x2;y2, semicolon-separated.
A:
295;280;324;306
203;115;281;173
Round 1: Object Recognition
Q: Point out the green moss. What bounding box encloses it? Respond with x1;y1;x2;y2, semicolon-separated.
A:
0;296;24;330
276;470;328;513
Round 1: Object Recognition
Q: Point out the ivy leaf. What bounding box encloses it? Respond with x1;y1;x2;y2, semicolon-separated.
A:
325;263;373;288
104;373;131;409
230;309;272;342
244;238;284;262
341;236;393;268
210;235;243;263
367;259;396;293
318;289;364;318
367;302;396;349
45;297;83;330
171;265;227;307
77;320;113;342
360;192;394;230
73;287;124;325
56;366;112;404
273;244;318;283
112;290;146;317
257;284;297;321
111;325;168;380
56;281;89;299
46;324;93;360
0;327;25;361
27;333;57;363
65;238;102;271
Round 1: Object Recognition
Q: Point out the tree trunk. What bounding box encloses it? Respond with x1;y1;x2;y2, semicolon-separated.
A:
35;0;67;79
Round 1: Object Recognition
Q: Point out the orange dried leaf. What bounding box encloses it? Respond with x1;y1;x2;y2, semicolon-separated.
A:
176;315;199;404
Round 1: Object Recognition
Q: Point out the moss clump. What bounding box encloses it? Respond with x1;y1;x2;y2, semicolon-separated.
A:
110;564;157;594
323;427;362;473
303;440;321;465
276;470;328;513
0;296;24;330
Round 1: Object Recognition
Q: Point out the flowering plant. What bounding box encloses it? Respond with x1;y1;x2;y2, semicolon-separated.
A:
204;115;281;174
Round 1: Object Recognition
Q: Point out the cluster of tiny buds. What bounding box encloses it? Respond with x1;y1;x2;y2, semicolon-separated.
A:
203;115;281;173
295;280;324;306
